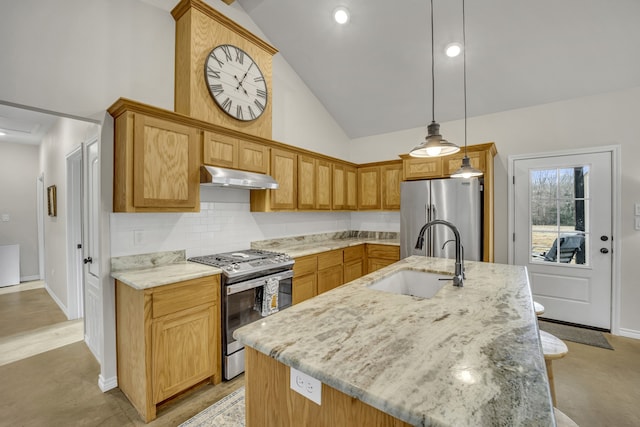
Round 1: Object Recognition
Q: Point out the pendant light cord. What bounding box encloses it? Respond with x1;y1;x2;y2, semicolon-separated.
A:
430;0;435;123
462;0;468;156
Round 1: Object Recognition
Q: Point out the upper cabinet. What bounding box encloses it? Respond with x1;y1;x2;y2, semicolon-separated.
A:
202;131;269;173
357;161;402;211
381;162;402;210
316;159;332;210
112;108;200;213
357;166;381;210
297;155;316;210
401;143;496;180
251;148;297;211
332;163;357;211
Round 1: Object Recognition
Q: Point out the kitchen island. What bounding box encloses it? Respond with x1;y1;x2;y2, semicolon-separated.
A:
234;256;555;426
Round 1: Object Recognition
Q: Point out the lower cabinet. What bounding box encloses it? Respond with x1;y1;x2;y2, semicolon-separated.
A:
343;245;365;283
366;244;400;274
116;275;221;422
292;244;398;304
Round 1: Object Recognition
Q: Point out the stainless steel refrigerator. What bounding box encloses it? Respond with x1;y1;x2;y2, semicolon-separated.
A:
400;178;482;261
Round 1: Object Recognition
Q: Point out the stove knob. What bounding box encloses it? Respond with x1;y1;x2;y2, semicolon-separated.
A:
225;265;234;272
232;263;240;270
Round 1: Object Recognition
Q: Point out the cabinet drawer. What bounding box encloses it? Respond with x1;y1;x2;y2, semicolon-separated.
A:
366;244;400;260
317;249;343;270
293;255;317;277
152;275;219;319
343;244;365;263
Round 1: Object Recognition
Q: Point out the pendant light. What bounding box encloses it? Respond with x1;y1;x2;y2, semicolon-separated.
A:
451;0;483;178
410;0;460;158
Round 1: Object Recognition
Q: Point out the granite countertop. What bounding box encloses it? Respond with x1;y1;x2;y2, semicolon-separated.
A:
110;250;221;290
251;231;399;258
234;256;555;426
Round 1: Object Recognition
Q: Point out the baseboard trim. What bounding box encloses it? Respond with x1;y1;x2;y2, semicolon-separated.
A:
99;374;118;392
618;328;640;340
44;283;69;319
20;275;40;282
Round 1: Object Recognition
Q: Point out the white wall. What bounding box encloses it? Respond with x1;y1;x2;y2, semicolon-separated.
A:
349;87;640;335
0;142;40;279
39;118;97;316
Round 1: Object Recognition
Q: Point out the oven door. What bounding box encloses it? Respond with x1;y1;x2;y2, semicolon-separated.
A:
223;269;293;379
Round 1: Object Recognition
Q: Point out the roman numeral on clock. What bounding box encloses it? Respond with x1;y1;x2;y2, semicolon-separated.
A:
256;89;267;99
210;53;224;68
253;99;265;112
206;65;220;80
221;45;232;61
235;49;244;64
254;76;264;83
248;105;256;120
221;97;232;113
236;105;243;120
209;84;223;96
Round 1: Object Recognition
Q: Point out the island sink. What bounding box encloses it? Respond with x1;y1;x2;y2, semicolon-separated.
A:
367;269;450;299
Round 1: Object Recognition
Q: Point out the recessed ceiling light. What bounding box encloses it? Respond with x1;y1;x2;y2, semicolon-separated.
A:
445;43;462;57
0;131;6;136
333;7;350;24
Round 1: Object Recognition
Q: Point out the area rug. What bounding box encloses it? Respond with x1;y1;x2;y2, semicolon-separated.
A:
180;386;245;427
538;320;613;350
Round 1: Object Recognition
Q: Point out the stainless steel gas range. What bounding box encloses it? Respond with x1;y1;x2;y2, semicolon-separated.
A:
189;249;294;380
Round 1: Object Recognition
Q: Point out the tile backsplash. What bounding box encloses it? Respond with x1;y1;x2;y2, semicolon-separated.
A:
110;187;399;258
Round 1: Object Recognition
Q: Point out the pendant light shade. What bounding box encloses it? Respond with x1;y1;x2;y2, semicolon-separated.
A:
451;0;483;179
410;0;459;158
409;121;460;157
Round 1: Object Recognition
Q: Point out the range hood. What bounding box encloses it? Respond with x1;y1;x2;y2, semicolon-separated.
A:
200;165;279;190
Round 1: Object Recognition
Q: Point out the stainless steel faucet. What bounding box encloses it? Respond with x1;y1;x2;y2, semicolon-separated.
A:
415;219;464;287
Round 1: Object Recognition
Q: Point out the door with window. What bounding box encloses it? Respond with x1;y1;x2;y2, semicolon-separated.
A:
513;151;612;329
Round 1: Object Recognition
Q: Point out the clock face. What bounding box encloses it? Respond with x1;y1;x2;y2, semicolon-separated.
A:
204;44;268;121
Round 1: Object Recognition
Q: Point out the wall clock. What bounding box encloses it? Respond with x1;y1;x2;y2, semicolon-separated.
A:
204;44;268;121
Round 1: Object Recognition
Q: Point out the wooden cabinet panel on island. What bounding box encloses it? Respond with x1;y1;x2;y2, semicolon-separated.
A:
116;275;221;422
113;111;200;212
367;244;400;274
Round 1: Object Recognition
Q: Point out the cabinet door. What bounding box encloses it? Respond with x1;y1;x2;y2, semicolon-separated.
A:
367;258;397;274
270;148;297;210
316;159;332;210
202;131;237;168
402;157;443;180
293;273;317;305
238;140;269;173
443;151;484;176
381;163;402;210
133;114;199;209
332;163;346;210
344;260;364;283
367;244;400;261
357;166;381;210
317;264;343;294
152;304;216;403
345;166;358;210
297;155;316;210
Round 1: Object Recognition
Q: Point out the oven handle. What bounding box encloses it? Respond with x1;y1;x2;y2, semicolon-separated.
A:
226;269;294;295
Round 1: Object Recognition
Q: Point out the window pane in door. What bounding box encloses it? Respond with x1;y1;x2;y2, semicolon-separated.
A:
529;166;589;266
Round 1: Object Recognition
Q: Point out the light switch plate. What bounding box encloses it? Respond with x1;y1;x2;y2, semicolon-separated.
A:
636;217;640;231
635;203;640;216
1;214;9;222
290;367;322;405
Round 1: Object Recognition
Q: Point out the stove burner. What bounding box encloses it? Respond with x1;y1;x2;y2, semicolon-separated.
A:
188;249;293;280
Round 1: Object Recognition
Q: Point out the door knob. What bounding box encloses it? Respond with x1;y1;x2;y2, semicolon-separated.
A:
83;257;93;264
600;236;609;241
600;248;609;254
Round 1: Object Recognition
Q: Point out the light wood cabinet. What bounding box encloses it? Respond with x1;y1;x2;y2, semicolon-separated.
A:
442;151;484;176
245;347;413;427
251;148;297;211
402;156;443;180
203;132;269;173
113;111;200;212
292;255;318;305
366;244;400;274
317;249;344;294
297;155;316;210
116;275;221;422
345;165;358;210
357;166;381;210
381;162;402;210
343;245;365;283
316;159;332;210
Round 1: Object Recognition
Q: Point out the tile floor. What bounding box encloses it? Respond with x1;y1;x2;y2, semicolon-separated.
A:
0;282;638;426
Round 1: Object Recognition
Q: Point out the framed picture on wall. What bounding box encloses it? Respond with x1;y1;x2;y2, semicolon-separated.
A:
47;185;57;217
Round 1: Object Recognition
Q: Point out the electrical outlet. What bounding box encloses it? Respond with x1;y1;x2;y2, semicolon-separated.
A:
1;213;9;222
290;367;321;405
133;230;144;246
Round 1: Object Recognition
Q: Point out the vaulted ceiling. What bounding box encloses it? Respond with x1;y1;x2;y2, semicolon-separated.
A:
235;0;640;139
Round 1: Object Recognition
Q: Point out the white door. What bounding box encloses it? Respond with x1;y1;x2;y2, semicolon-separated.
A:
83;136;101;359
513;151;612;329
66;147;84;319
